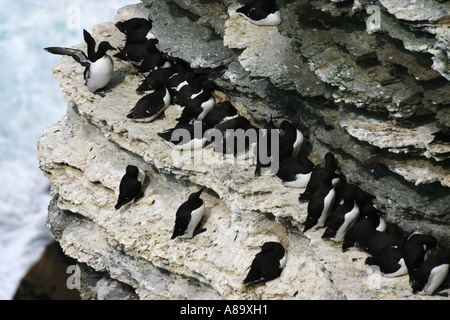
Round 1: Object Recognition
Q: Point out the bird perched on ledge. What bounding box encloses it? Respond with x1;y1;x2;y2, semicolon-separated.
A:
44;29;115;94
171;188;206;240
236;0;282;26
115;165;146;210
126;82;171;122
244;242;287;284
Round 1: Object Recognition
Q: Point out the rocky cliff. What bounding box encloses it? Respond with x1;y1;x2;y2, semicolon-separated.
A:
37;0;449;299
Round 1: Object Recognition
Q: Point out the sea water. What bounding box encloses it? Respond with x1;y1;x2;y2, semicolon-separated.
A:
0;0;136;299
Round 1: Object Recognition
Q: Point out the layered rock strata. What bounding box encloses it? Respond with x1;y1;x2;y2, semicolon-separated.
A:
38;0;449;299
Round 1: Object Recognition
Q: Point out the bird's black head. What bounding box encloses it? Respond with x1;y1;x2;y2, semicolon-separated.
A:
188;187;205;201
261;242;284;255
98;41;116;53
324;152;335;165
126;165;139;177
280;120;294;131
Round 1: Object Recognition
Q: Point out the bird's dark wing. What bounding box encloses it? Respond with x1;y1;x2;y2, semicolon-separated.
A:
83;29;97;61
120;178;142;199
244;255;264;283
44;47;90;67
367;246;403;274
171;203;193;238
260;259;282;281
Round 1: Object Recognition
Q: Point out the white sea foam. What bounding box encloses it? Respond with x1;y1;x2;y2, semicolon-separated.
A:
0;0;136;299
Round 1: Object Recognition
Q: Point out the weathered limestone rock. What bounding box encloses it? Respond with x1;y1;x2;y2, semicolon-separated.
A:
38;0;449;299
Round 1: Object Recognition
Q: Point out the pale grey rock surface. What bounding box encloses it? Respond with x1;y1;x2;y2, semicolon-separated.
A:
37;1;449;299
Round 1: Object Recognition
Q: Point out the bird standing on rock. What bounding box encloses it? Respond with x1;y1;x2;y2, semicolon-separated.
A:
115;165;145;210
171;188;206;240
365;245;408;278
278;120;304;161
322;185;360;242
403;231;437;281
236;0;282;26
244;242;287;284
44;29;115;94
299;152;339;201
341;218;404;253
126;82;171;122
275;155;314;188
303;168;337;232
409;249;450;295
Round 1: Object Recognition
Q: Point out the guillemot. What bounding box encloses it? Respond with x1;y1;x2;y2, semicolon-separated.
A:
115;165;146;210
158;122;208;150
278;120;304;160
126;84;171;122
410;249;450;295
44;29;115;94
243;242;287;284
236;0;282;26
201;101;239;130
322;185;360;242
275;155;314;188
171;188;206;239
303;169;337;232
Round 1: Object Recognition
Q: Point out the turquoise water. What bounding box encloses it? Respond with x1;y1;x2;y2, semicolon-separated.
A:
0;0;135;299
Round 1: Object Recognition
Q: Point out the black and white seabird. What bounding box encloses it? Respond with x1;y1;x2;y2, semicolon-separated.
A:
165;63;191;97
126;84;171;122
158;122;208;150
243;242;287;284
171;188;206;240
173;72;205;107
341;218;404;253
205;116;255;157
359;202;388;232
202;101;239;130
275;155;314;188
136;65;177;93
278;120;304;160
365;245;408;278
322;186;360;242
299;152;338;201
117;18;155;46
409;249;450;295
175;89;216;125
137;51;172;75
114;38;165;71
403;231;437;276
303;169;337;232
115;165;146;210
44;29;115;94
115;17;153;37
236;0;282;26
254;119;278;176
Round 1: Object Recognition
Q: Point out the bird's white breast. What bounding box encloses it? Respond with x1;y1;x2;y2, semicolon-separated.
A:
292;129;304;158
421;264;449;295
87;55;113;92
196;97;216;121
384;258;408;278
181;203;205;239
316;188;336;228
332;203;360;242
279;252;287;269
